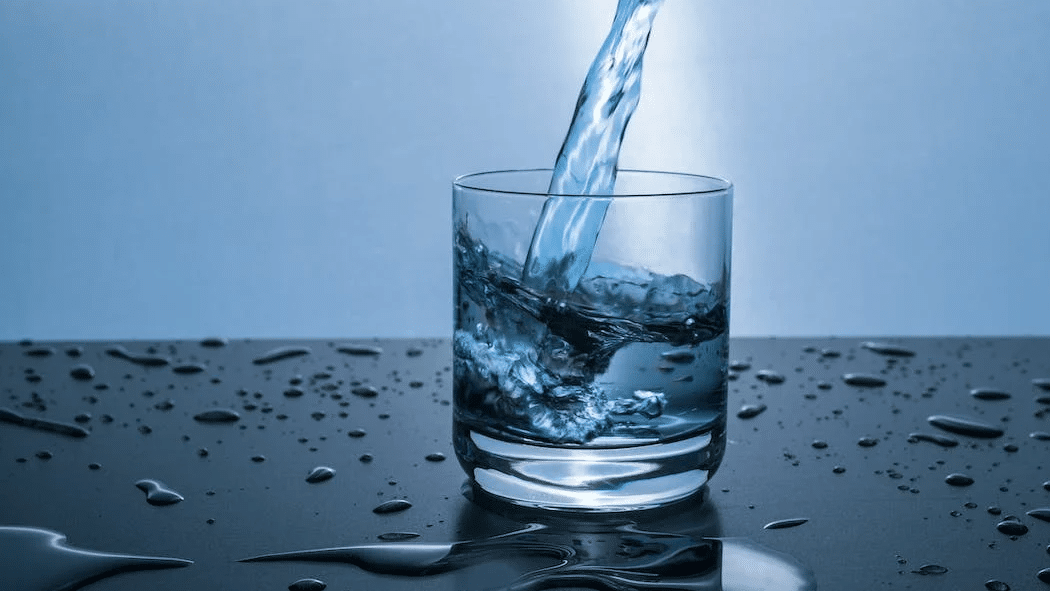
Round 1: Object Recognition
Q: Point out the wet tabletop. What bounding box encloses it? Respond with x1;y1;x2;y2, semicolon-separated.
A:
1;337;1049;590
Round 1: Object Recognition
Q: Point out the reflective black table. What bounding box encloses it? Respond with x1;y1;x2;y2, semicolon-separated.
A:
2;337;1049;590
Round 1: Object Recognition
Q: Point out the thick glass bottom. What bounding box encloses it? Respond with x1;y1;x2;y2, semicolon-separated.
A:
454;424;724;512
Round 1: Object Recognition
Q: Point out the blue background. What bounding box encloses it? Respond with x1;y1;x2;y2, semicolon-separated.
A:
2;1;1048;340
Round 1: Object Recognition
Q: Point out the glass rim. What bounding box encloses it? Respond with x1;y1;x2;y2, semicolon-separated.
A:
453;168;732;198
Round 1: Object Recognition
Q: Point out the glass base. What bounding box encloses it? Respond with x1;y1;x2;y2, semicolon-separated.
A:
455;426;723;512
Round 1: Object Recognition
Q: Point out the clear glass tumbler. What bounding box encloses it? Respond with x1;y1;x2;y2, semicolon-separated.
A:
453;169;732;511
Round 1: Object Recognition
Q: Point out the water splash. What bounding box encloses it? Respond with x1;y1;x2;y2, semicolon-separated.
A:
0;526;191;591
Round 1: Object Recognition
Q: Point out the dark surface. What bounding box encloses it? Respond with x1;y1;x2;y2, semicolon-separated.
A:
2;337;1049;590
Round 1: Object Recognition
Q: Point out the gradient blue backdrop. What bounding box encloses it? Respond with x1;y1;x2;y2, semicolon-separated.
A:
2;1;1048;340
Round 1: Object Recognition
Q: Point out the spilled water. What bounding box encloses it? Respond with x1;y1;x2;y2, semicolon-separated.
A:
0;526;191;591
240;523;817;590
0;407;90;438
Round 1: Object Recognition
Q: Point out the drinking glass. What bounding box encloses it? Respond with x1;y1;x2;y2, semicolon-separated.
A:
453;169;732;511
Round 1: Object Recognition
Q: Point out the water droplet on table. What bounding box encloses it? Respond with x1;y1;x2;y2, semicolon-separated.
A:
135;479;184;506
1026;508;1050;523
306;466;335;483
907;432;959;447
861;342;916;357
1032;378;1050;391
985;580;1010;591
289;578;326;591
172;363;206;375
352;386;379;398
764;518;808;530
378;532;421;541
348;428;367;438
425;453;446;462
336;344;383;356
857;437;878;447
200;337;227;348
728;360;751;371
737;404;767;419
832;466;846;474
0;407;90;438
1037;568;1050;584
1030;431;1050;441
24;346;56;358
811;440;828;449
912;564;948;575
105;346;170;367
70;364;95;380
755;370;785;384
842;373;886;387
373;499;412;514
996;520;1028;536
944;473;974;486
252;346;311;365
971;388;1011;401
193;409;241;423
928;415;1004;438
